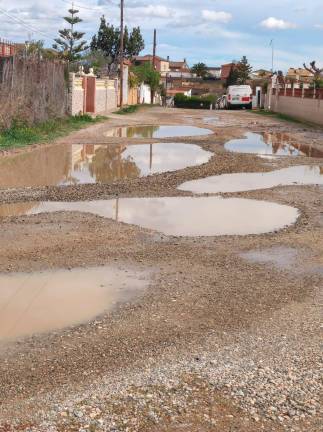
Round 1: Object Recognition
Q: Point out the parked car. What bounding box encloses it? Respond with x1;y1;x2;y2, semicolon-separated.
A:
226;85;253;109
216;95;227;110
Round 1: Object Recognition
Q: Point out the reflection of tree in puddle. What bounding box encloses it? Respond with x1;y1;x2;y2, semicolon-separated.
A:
262;132;323;158
262;132;303;156
124;125;160;139
89;145;141;183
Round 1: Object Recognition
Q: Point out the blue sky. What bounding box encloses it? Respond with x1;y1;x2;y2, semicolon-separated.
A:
0;0;322;71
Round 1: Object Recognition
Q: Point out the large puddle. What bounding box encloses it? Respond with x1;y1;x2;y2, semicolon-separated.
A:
225;132;323;157
178;165;323;194
0;143;212;189
0;197;299;237
105;125;212;138
0;266;150;341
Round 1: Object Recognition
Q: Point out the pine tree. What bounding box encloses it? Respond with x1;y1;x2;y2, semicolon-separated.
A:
91;17;145;64
226;67;239;87
236;56;252;84
53;7;88;61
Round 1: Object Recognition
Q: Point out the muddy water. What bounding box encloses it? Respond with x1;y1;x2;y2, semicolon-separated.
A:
178;165;323;194
0;143;212;189
105;125;212;138
225;132;323;157
0;266;150;341
0;197;299;237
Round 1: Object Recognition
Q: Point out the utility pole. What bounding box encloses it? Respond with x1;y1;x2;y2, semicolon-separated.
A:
152;29;157;70
119;0;124;107
270;39;274;73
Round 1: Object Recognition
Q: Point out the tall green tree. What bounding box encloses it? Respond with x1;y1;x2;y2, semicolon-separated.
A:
191;62;208;78
91;16;145;64
226;67;239;87
53;7;88;61
236;56;252;84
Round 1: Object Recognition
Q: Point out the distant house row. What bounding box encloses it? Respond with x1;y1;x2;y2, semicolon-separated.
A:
133;55;192;78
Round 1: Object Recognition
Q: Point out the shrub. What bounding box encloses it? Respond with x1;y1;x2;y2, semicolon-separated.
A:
174;94;215;109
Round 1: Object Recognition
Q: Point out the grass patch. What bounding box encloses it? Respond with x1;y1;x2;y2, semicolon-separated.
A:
253;109;314;126
0;114;107;150
114;105;140;115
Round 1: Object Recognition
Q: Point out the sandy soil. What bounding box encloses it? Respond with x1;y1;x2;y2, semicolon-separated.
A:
0;107;322;432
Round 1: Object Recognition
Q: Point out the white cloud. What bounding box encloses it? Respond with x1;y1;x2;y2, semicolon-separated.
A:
202;10;232;24
131;5;174;19
314;24;323;30
260;17;297;30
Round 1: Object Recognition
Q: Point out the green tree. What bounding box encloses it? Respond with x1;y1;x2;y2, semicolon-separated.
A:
53;7;88;61
191;62;208;78
236;56;252;84
91;16;144;64
26;40;58;60
226;67;240;87
132;63;161;103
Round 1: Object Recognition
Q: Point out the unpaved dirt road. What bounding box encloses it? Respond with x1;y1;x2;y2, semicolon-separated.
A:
0;107;322;432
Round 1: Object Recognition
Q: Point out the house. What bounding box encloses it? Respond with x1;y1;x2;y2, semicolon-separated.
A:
250;69;272;80
0;40;15;57
166;87;192;97
133;55;170;73
169;59;190;73
206;67;221;79
286;68;314;84
167;58;195;78
220;63;237;81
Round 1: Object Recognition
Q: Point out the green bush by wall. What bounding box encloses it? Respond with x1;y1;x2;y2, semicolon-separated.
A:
174;94;216;109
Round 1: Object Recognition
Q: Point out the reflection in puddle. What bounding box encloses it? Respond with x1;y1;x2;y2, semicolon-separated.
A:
225;132;323;157
0;266;150;341
105;125;212;138
203;117;219;125
241;247;299;271
241;247;323;275
178;165;323;194
0;197;299;237
0;143;212;189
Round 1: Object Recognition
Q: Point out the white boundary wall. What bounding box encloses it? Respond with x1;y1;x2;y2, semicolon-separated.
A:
266;86;323;126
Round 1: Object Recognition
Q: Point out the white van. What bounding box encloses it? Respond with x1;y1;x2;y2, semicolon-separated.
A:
226;85;253;109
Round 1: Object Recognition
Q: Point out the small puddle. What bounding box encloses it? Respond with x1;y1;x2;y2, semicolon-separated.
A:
241;247;299;271
0;266;150;341
0;143;212;189
225;132;323;157
105;125;212;138
203;117;219;125
178;165;323;194
241;247;323;275
0;197;299;237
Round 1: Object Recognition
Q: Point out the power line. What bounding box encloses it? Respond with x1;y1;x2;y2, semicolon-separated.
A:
60;0;119;11
0;6;56;41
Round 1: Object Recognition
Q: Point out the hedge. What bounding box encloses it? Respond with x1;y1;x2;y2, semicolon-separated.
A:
174;94;216;109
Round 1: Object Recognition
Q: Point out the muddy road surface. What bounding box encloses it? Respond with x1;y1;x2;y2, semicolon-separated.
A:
0;107;322;432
